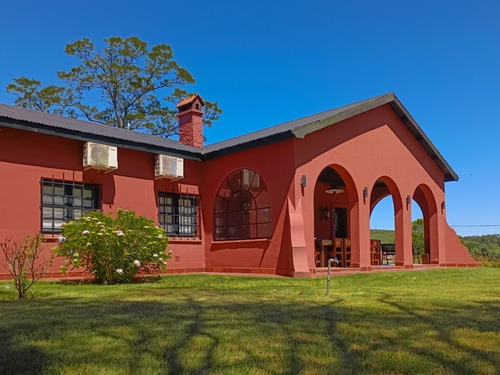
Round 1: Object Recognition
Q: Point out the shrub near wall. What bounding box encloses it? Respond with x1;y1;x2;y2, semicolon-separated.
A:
54;210;170;283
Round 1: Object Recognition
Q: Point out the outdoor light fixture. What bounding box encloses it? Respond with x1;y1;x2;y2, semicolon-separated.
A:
321;206;331;220
301;175;307;187
441;201;446;210
406;195;411;205
325;185;344;195
363;187;368;198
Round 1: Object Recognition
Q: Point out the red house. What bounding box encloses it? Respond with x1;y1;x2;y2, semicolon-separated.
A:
0;93;478;279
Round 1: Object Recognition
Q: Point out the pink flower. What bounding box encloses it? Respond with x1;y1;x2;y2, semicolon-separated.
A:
133;260;141;267
82;230;90;235
116;230;124;236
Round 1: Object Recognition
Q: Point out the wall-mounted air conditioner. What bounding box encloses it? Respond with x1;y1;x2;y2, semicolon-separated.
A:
83;142;118;171
155;154;184;180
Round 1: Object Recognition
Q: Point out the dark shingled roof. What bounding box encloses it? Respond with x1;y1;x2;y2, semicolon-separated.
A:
0;103;202;159
0;93;458;181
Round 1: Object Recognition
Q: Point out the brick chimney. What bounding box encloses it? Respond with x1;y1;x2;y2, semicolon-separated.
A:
176;94;204;148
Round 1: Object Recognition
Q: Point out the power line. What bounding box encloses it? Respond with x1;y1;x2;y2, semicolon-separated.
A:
450;225;500;228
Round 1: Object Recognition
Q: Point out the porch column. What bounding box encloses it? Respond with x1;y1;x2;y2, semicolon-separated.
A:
395;193;413;267
350;191;371;269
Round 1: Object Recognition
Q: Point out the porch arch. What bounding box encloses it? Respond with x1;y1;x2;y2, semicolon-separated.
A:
312;164;359;268
412;183;439;263
369;176;405;266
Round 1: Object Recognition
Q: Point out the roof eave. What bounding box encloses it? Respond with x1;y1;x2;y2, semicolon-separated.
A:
291;93;396;139
290;93;459;182
0;118;203;161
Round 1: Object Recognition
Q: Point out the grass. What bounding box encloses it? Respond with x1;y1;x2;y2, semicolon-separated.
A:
1;268;499;374
370;229;395;244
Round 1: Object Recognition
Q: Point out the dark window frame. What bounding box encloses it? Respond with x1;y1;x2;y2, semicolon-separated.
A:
214;169;272;241
41;178;100;234
158;192;200;238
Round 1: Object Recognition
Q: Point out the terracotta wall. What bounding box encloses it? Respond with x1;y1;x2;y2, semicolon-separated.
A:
0;126;205;279
291;104;477;270
200;139;296;274
0;102;478;279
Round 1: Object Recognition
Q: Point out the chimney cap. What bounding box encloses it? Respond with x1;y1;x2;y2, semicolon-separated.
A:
176;94;204;110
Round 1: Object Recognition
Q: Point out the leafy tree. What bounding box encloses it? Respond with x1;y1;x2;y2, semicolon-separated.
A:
7;36;222;138
412;218;425;261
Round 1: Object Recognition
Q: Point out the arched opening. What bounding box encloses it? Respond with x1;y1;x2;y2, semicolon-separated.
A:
313;165;357;268
369;178;403;266
412;184;438;264
411;199;425;264
213;169;271;240
370;195;395;265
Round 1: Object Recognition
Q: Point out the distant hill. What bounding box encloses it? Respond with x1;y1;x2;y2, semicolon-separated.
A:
459;234;500;266
370;229;395;244
370;230;499;266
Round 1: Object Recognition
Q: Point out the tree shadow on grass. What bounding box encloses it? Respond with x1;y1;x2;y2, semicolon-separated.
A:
378;293;500;374
162;298;219;375
0;290;498;374
0;330;48;375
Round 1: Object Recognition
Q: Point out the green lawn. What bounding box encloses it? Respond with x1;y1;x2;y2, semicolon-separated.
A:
370;229;395;244
1;268;499;374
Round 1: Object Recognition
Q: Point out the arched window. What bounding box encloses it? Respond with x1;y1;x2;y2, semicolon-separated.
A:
214;169;271;240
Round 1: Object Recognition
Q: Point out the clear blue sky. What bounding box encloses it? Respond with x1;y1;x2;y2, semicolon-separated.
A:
1;0;499;236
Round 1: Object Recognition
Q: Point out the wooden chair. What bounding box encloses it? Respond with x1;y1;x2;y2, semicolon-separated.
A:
334;238;343;266
344;238;351;267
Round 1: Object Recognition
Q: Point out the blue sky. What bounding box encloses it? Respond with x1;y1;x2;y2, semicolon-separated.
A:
1;0;499;236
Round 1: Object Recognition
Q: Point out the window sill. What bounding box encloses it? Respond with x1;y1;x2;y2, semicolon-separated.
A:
212;238;271;244
168;237;202;244
42;234;61;243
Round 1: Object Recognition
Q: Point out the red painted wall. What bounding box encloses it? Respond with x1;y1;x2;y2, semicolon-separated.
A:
0;102;477;280
200;139;296;274
0;126;205;279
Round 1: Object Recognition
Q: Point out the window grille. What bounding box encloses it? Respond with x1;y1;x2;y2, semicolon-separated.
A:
158;192;200;238
41;178;100;234
214;169;271;241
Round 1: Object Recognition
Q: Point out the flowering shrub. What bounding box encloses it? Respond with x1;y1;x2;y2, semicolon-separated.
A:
54;210;170;283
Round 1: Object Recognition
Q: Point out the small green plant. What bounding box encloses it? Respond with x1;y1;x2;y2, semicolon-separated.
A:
54;210;170;283
0;233;54;299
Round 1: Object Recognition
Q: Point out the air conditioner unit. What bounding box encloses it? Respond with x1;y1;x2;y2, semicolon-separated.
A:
155;154;184;180
83;142;118;171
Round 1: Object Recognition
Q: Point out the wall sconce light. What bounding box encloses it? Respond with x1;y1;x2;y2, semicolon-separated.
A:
301;175;307;187
320;206;330;220
441;201;446;210
406;195;411;206
363;187;368;198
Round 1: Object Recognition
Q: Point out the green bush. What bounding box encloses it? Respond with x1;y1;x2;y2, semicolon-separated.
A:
54;210;170;283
